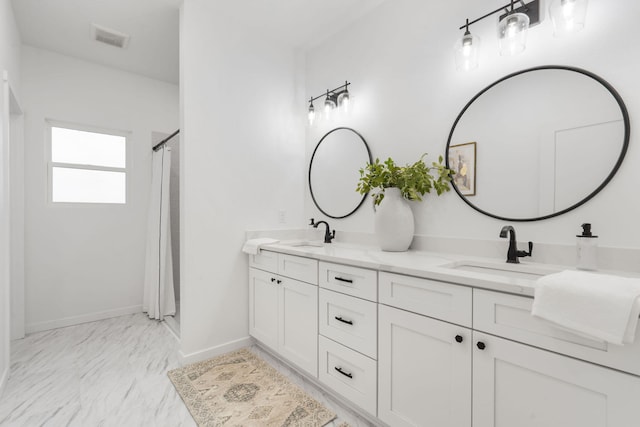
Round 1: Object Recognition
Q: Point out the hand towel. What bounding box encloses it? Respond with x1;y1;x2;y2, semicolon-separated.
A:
531;270;640;345
242;238;280;255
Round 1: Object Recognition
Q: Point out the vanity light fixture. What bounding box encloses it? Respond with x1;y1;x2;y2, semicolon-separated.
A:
455;0;543;70
307;81;351;125
549;0;588;36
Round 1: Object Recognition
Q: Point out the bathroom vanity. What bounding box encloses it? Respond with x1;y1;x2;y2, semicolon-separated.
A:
248;242;640;427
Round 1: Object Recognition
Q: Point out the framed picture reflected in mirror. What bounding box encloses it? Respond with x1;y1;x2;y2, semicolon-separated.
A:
448;142;476;196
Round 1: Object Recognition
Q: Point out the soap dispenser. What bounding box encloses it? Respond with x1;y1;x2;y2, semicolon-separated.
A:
576;223;598;271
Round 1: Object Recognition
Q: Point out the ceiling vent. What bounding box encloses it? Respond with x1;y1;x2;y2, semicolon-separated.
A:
92;24;130;49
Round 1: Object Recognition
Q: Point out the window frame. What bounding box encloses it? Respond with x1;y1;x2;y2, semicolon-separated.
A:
46;120;131;206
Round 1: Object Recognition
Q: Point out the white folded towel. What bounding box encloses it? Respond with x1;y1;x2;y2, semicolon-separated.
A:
532;270;640;345
242;238;280;255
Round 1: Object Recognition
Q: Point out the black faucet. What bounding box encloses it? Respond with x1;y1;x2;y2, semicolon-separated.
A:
499;225;533;264
309;218;335;243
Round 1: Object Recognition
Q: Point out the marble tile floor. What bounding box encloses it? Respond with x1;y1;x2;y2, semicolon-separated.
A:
0;313;376;427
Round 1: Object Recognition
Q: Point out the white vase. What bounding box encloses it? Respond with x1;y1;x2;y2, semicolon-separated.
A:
374;187;415;252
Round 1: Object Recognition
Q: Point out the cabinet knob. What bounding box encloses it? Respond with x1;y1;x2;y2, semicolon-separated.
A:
270;277;276;282
476;341;486;350
276;279;282;284
455;335;464;343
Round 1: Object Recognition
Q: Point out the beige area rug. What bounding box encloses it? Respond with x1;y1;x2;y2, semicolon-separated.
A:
168;348;337;427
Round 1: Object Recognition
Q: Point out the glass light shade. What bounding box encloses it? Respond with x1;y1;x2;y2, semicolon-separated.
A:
324;96;336;113
498;12;530;56
454;32;480;71
550;0;588;36
308;105;315;125
338;90;350;110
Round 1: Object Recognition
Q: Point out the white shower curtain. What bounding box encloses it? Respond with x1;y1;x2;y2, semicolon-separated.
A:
143;146;176;320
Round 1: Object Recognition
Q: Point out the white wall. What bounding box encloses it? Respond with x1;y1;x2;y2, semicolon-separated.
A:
21;46;179;332
0;0;21;97
304;0;640;250
169;135;180;303
0;0;21;397
180;0;305;360
9;89;24;340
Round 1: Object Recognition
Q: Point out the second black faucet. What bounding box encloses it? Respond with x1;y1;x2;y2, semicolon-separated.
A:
499;225;533;264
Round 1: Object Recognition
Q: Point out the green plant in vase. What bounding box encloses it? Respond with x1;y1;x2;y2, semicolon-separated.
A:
356;153;452;205
356;153;452;252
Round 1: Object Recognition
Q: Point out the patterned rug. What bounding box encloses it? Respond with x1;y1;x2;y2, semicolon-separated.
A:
168;348;336;427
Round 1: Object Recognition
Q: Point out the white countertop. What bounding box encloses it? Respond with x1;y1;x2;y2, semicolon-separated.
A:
259;240;571;297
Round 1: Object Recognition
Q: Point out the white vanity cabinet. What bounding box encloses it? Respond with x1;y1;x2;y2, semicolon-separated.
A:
378;304;472;427
247;247;640;427
378;272;473;427
249;251;318;377
472;289;640;427
472;331;640;427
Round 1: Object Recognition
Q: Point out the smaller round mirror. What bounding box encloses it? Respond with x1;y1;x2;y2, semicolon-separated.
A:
309;127;372;219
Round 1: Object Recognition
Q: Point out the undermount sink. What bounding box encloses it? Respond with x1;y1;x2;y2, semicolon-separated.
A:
444;260;560;280
279;240;324;248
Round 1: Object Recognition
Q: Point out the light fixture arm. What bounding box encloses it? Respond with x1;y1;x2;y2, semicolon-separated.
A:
459;0;538;30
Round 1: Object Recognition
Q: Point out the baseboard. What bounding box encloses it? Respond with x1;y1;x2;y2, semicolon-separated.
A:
179;336;253;365
0;365;8;400
25;305;142;334
162;317;180;341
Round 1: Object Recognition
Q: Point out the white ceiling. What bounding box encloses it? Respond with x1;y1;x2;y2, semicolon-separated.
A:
11;0;181;84
207;0;388;49
11;0;386;85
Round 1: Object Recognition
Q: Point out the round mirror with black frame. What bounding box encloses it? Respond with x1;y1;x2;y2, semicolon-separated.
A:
309;127;372;219
446;65;630;222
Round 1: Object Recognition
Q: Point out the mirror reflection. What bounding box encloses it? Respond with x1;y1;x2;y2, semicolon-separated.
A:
309;127;372;219
447;66;629;221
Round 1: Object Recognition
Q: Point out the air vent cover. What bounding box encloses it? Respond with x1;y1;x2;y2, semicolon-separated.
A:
92;24;130;49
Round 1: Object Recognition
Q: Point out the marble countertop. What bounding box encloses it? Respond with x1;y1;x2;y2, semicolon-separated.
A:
259;240;572;297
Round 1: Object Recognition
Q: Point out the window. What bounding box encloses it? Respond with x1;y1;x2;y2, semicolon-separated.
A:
49;124;127;204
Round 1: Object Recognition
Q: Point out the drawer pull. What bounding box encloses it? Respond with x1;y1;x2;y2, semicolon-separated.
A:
276;279;282;284
270;278;276;282
334;316;353;325
334;277;353;284
334;366;353;379
455;335;464;343
477;341;486;350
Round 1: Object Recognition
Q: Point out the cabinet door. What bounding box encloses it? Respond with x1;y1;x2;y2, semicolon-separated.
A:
279;278;318;377
378;305;471;427
249;268;279;350
473;332;640;427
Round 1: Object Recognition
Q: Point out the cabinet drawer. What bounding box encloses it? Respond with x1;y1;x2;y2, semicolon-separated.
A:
319;289;377;359
319;261;377;301
248;250;278;272
379;272;472;327
278;254;318;285
474;289;640;376
318;335;377;416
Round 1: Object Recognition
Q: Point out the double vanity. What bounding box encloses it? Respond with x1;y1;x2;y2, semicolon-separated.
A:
248;242;640;427
262;62;638;426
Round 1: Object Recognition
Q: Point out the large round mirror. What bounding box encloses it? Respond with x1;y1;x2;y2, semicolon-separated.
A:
309;127;372;219
446;66;629;221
